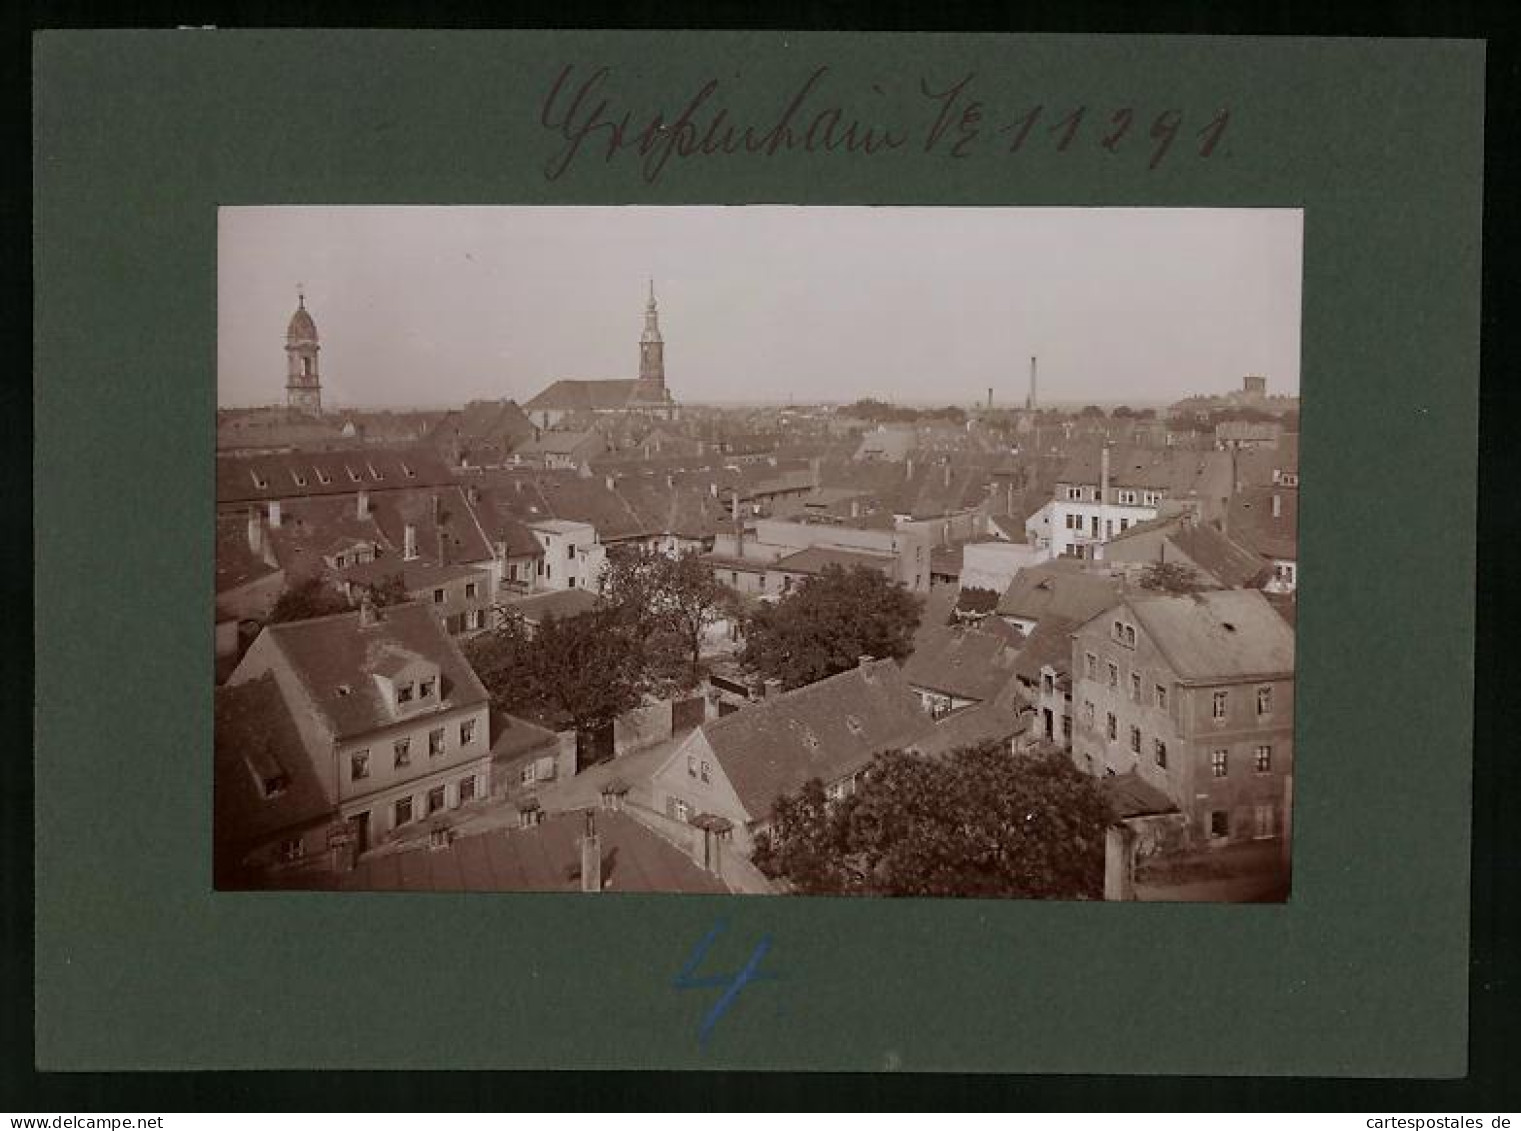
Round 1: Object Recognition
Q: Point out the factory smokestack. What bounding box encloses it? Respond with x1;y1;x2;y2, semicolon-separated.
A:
1027;356;1038;412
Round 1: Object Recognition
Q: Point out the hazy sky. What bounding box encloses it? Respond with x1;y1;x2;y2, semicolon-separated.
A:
218;206;1302;410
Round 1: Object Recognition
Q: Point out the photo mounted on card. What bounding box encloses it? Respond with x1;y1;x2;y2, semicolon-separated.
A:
215;205;1300;904
35;31;1480;1075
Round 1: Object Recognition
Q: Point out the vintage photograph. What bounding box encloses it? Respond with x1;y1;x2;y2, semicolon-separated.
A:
215;206;1301;901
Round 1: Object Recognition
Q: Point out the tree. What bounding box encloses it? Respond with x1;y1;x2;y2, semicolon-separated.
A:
951;585;999;623
1137;560;1210;594
352;572;410;608
463;606;648;737
1079;405;1107;418
739;565;923;691
599;547;734;688
753;743;1112;899
267;575;351;623
1111;405;1136;418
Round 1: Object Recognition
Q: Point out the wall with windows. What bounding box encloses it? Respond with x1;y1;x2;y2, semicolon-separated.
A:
649;729;756;855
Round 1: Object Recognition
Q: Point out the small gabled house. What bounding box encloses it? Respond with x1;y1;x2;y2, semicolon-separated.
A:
650;659;936;856
900;623;1021;720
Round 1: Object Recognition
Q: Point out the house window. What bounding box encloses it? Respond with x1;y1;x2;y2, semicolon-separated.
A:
1062;715;1072;742
1154;739;1167;768
465;582;478;599
825;781;848;803
1210;810;1230;839
419;679;435;699
687;755;697;778
350;751;370;781
1211;749;1229;778
429;727;445;757
278;838;304;863
1106;713;1117;741
1257;686;1273;716
1212;690;1228;720
567;544;575;559
1124;625;1136;648
1118;489;1138;505
1107;663;1118;690
1066;486;1083;500
393;739;411;768
433;588;446;604
466;609;483;631
568;577;577;588
1155;684;1168;711
1083;701;1095;728
700;761;711;783
1042;673;1055;696
1129;725;1141;754
394;797;413;827
1130;672;1142;703
1255;745;1272;773
459;775;477;804
427;786;445;814
520;763;536;786
397;683;414;706
674;799;691;823
460;719;476;745
1085;653;1098;681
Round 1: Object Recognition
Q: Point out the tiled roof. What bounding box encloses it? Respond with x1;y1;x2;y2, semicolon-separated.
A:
1119;589;1295;682
702;660;936;819
365;485;495;566
902;624;1021;701
1055;444;1233;496
216;445;455;506
487;708;561;761
998;564;1126;623
1168;522;1270;589
907;695;1027;758
501;587;601;623
1012;616;1080;681
512;430;605;457
252;601;489;740
524;378;643;411
1101;771;1179;820
216;510;282;594
285;809;731;894
339;557;488;591
1227;486;1298;561
769;546;895;576
214;675;333;855
258;495;389;582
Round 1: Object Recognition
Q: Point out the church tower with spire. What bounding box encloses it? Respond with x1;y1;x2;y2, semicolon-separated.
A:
285;289;322;415
634;279;668;404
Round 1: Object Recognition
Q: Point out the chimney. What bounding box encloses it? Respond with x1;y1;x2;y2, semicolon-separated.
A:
1027;355;1038;412
763;677;783;698
404;523;418;561
709;480;718;499
731;490;740;523
580;809;602;893
1272;494;1282;519
905;457;914;480
605;475;616;492
466;485;480;506
1100;445;1111;534
987;387;993;410
356;489;371;520
431;493;441;526
666;474;675;490
436;526;448;566
850;498;860;518
246;505;263;555
268;499;282;529
943;463;952;488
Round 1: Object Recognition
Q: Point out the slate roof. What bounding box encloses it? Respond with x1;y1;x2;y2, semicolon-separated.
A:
1011;615;1082;682
998;564;1126;623
257;495;389;582
512;430;606;458
1055;444;1233;497
1116;589;1296;682
1106;515;1268;589
250;601;489;741
214;675;333;854
901;624;1021;701
428;399;536;460
524;379;644;412
366;485;496;566
703;660;936;820
284;809;731;894
216;511;282;594
216;445;455;506
907;693;1028;759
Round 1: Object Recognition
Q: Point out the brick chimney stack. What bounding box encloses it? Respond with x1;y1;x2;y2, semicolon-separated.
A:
268;499;283;529
357;489;370;520
246;505;263;555
403;523;418;561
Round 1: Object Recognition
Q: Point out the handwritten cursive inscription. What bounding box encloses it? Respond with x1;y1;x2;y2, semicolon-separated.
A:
672;919;780;1048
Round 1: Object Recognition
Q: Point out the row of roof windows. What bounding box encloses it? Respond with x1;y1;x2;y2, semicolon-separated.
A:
249;461;419;491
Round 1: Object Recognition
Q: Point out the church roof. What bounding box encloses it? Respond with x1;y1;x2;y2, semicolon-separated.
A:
287;299;317;342
524;379;643;412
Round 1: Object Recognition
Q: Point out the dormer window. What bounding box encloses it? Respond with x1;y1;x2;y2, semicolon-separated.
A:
397;683;414;706
315;468;332;485
367;462;383;481
1112;621;1137;649
1065;486;1083;501
845;715;864;737
347;466;362;483
250;471;268;489
291;470;307;487
420;678;436;699
1117;489;1138;505
401;462;415;478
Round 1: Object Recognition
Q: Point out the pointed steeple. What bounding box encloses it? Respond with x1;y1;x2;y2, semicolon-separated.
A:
637;279;666;397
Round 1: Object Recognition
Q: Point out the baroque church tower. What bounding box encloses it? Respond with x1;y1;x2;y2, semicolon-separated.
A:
633;279;668;404
285;289;322;415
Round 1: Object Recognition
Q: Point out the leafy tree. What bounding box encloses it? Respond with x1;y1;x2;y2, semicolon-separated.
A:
951;585;999;623
739;565;923;691
1135;407;1157;420
753;743;1111;899
1079;405;1107;418
267;575;351;623
1138;560;1209;594
1111;405;1135;418
463;606;648;736
600;547;734;688
352;572;411;608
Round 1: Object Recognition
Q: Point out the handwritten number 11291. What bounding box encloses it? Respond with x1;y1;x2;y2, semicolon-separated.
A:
1002;106;1230;168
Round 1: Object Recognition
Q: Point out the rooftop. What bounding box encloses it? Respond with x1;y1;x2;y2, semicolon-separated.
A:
1117;589;1296;682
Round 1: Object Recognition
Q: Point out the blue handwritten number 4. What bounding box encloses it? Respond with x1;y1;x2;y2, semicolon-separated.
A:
673;920;779;1048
